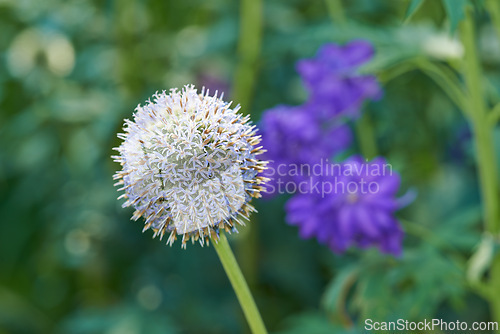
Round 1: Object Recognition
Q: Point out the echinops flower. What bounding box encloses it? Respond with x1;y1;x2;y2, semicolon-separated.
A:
112;85;268;248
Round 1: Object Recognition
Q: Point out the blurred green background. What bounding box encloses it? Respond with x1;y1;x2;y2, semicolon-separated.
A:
1;0;500;333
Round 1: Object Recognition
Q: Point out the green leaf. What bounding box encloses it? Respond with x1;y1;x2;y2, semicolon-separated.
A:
404;0;425;22
442;0;468;34
350;246;465;321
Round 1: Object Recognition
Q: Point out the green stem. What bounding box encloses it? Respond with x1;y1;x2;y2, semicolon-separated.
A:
378;58;467;114
355;113;378;159
232;0;263;286
325;0;346;25
212;234;268;334
413;58;468;115
323;0;377;158
401;220;460;252
487;0;500;43
461;7;500;324
488;103;500;127
461;9;499;234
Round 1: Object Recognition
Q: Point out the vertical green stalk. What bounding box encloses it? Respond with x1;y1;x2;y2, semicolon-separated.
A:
461;7;500;323
232;0;263;111
325;0;346;25
232;0;263;285
487;0;500;43
213;234;268;334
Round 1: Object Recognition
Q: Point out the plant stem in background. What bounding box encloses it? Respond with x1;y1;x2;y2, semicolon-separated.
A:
232;0;263;110
412;58;468;115
324;0;378;159
379;58;467;114
213;234;268;334
355;113;378;159
325;0;346;25
461;7;500;322
232;0;263;285
487;0;500;43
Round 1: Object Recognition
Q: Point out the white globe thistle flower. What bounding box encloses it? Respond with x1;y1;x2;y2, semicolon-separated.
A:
422;33;464;60
112;85;268;248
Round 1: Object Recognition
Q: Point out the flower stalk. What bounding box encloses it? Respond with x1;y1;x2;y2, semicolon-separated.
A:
461;6;500;322
213;234;268;334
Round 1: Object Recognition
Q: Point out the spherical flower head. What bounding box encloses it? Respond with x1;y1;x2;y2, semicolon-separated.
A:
259;105;351;197
285;155;404;256
296;40;382;119
112;85;268;248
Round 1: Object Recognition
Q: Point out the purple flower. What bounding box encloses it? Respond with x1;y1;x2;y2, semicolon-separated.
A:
196;72;230;98
259;105;352;197
296;40;382;119
260;105;351;166
285;155;404;256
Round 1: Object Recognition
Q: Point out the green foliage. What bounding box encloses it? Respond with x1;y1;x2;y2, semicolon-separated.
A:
404;0;426;22
277;312;359;334
355;246;465;320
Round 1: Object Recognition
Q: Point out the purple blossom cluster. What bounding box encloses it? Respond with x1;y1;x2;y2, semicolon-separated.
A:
286;156;404;255
260;40;406;256
297;40;382;120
